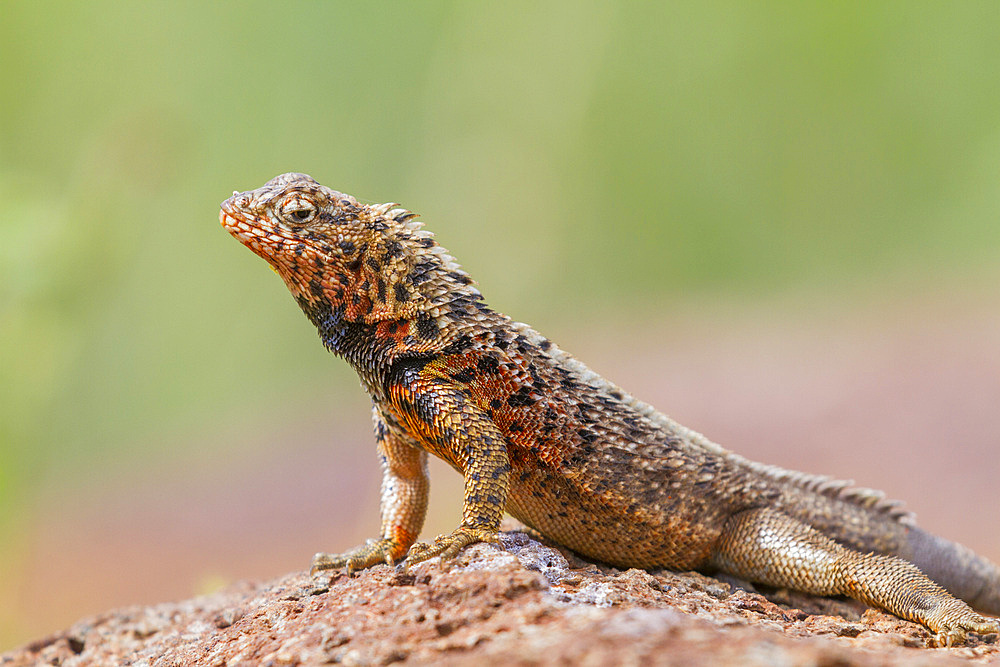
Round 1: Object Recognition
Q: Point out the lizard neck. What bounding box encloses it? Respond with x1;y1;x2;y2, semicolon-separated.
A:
291;231;501;356
296;290;489;399
297;299;399;398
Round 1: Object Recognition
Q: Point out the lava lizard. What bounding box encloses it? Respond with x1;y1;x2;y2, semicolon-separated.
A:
220;172;1000;645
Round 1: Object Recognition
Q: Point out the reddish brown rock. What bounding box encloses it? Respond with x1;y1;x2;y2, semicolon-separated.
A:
4;529;996;666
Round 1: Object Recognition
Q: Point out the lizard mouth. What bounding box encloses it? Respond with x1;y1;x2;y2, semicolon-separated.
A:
219;193;247;228
219;191;263;244
219;209;251;243
219;199;298;275
218;208;241;232
219;200;270;259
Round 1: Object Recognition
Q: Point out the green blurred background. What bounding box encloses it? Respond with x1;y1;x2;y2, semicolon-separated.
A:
3;1;1000;650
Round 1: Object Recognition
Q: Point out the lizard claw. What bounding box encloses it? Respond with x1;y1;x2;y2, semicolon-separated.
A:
401;525;499;569
311;552;359;577
310;537;406;576
924;601;999;647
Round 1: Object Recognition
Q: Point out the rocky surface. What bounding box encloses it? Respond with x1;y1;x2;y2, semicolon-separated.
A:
5;526;998;666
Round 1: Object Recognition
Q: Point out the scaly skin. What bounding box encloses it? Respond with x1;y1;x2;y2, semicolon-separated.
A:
221;173;999;645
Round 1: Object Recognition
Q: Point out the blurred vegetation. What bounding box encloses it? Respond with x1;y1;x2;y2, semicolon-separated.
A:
2;0;999;647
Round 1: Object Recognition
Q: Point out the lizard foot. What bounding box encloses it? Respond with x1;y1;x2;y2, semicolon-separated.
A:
310;537;404;577
402;526;499;570
924;599;999;647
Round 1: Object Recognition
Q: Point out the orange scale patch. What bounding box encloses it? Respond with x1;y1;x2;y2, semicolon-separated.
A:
375;319;411;345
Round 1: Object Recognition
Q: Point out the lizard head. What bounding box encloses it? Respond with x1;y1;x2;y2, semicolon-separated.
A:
220;173;475;329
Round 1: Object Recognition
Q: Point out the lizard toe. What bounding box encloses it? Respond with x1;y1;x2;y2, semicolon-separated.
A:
310;537;406;576
926;606;998;646
402;526;499;568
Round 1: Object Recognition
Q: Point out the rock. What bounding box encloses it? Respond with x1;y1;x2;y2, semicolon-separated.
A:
3;529;995;666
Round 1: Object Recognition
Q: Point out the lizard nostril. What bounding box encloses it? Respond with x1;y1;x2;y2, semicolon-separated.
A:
220;195;249;212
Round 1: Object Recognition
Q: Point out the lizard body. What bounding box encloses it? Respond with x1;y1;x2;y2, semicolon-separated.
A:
221;173;1000;644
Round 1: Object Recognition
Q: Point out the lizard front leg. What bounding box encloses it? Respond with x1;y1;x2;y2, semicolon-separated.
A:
711;507;998;645
311;406;429;575
388;370;512;569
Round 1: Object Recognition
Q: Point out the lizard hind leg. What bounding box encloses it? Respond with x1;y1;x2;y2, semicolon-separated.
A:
710;507;998;645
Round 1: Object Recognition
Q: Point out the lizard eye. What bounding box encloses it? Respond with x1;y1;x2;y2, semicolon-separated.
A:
280;197;317;225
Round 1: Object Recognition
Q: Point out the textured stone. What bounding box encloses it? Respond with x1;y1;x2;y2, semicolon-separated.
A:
3;529;995;666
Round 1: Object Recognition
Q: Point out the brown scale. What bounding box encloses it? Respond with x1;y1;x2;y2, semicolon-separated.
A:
222;173;1000;645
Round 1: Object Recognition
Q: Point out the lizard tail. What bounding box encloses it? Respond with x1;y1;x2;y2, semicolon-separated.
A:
905;525;1000;615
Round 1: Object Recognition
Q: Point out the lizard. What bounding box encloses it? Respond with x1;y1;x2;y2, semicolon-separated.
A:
220;172;1000;645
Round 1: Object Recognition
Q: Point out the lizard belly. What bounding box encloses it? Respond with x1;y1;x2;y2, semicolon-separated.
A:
505;464;730;571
